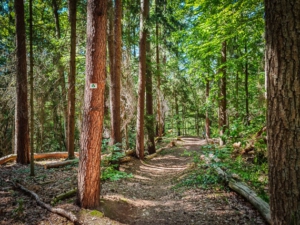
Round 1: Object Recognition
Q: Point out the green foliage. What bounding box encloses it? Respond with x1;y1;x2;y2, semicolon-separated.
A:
101;165;133;181
202;146;269;202
176;164;222;190
13;198;24;217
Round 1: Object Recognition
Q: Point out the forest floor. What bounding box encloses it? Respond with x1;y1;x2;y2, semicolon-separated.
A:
0;137;267;225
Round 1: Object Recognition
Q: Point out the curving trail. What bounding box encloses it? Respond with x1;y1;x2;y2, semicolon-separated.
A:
101;137;267;225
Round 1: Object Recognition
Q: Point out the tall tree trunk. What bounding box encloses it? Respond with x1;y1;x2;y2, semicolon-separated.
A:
235;70;239;113
265;0;300;224
205;79;210;139
67;0;77;159
156;0;162;138
108;0;114;138
77;0;107;209
109;0;122;147
219;41;227;146
145;17;155;154
29;0;35;175
14;0;30;164
135;0;149;159
52;0;67;149
175;93;180;136
244;44;249;126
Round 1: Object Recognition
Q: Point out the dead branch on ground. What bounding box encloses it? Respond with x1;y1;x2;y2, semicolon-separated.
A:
14;183;81;225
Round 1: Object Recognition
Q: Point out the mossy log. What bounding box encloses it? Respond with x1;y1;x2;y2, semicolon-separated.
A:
15;183;81;225
215;167;271;224
119;156;132;163
51;188;77;205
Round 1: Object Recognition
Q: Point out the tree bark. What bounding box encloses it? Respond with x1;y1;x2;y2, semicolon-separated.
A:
67;0;77;159
156;1;162;138
175;93;180;136
244;44;249;126
265;0;300;224
135;0;149;159
219;41;227;145
29;0;35;176
52;0;67;150
77;0;107;209
145;4;155;155
109;0;122;146
205;79;210;139
14;0;30;164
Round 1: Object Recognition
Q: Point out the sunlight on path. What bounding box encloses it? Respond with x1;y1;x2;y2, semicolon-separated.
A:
101;137;267;225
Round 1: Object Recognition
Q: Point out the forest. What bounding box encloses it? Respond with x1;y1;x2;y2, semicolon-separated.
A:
0;0;299;224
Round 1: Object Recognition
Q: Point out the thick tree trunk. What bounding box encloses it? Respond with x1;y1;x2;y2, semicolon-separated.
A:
145;7;155;155
14;0;30;164
219;41;227;145
109;0;122;146
29;0;35;175
77;0;107;209
67;0;77;159
265;0;300;224
135;0;149;159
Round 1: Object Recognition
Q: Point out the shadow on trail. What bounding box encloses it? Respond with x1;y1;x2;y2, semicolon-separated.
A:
100;137;267;225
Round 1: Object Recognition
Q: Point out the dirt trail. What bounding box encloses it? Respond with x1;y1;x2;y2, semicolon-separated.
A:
101;137;267;225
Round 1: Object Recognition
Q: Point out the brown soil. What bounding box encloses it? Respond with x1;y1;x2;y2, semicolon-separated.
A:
0;137;267;225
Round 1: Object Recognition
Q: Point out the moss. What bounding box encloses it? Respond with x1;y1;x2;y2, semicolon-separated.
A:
89;210;104;217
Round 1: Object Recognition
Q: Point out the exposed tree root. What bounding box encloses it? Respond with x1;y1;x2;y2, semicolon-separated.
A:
14;183;81;225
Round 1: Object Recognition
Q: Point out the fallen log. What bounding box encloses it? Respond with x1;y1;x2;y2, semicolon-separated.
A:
43;159;78;169
0;152;80;165
15;183;81;225
34;152;79;160
144;153;157;160
215;167;271;224
0;154;17;165
51;188;77;205
125;149;135;156
119;156;132;164
144;147;168;159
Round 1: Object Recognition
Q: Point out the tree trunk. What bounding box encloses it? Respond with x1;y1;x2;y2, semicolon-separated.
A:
135;0;149;159
244;44;249;126
67;0;77;159
77;0;107;209
14;0;30;164
219;41;227;145
265;0;300;224
205;79;210;139
29;0;35;175
145;6;155;155
235;70;239;113
52;0;67;150
109;0;122;146
175;93;180;136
